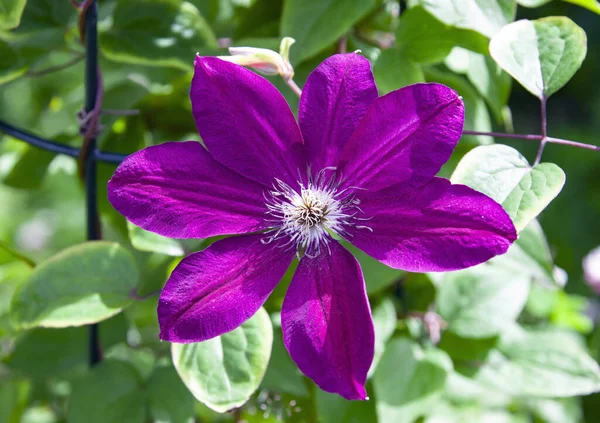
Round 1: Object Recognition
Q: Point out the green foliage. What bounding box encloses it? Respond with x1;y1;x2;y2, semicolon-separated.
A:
281;0;376;63
172;307;273;412
0;0;599;421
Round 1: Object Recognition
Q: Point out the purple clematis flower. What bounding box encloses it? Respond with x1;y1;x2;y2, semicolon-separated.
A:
108;53;517;400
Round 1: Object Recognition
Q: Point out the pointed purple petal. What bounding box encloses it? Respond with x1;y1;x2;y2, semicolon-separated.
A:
339;83;464;193
192;56;306;188
299;53;378;171
158;234;294;342
108;141;268;239
281;241;374;400
347;178;517;272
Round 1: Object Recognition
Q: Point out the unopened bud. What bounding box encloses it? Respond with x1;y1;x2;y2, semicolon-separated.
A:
217;37;296;80
584;245;600;294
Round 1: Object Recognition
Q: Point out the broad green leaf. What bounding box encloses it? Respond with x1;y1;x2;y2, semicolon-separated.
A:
368;298;397;378
529;398;582;423
470;326;600;397
373;48;425;94
0;40;27;85
489;17;587;98
280;0;376;63
67;360;146;423
451;144;565;231
374;338;452;423
345;242;404;295
396;7;488;65
105;343;156;381
10;241;139;329
260;329;308;397
0;0;27;30
99;0;218;71
436;265;530;338
410;0;516;38
128;222;186;257
172;307;273;412
147;363;195;423
316;389;377;423
503;162;566;231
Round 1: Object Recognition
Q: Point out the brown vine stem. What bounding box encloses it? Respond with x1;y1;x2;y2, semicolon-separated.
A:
462;130;599;152
534;95;548;165
0;239;35;268
26;53;85;77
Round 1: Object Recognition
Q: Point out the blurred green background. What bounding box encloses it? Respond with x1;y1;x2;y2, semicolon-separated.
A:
1;0;600;422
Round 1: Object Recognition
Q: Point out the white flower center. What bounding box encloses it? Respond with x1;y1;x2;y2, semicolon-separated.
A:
263;169;370;257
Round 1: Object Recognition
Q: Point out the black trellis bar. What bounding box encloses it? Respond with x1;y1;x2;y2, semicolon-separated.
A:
0;121;126;164
0;0;130;368
84;0;101;367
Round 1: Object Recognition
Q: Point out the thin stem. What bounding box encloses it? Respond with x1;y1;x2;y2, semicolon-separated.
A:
284;78;302;97
0;240;35;268
26;54;85;77
462;130;599;152
534;96;548;165
338;34;348;54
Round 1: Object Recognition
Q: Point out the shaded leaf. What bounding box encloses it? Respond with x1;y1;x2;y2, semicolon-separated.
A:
373;47;424;94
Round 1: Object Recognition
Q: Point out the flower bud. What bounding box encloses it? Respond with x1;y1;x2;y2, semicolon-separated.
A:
584;245;600;294
217;37;295;80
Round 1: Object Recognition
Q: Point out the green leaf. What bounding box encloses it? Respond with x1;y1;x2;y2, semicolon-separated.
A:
410;0;516;38
489;17;587;98
10;241;139;329
0;0;27;30
436;265;530;339
147;363;195;423
280;0;376;63
316;388;377;423
374;338;452;423
451;144;565;231
369;298;397;378
0;39;27;85
345;242;404;295
396;7;489;65
470;326;600;397
172;307;273;412
99;0;218;71
67;360;146;423
260;328;308;397
127;222;187;257
373;48;425;95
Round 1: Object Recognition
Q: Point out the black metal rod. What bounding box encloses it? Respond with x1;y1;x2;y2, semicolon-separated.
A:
0;120;127;164
84;0;102;368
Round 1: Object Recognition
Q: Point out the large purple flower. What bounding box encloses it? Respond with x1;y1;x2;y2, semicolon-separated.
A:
108;53;517;400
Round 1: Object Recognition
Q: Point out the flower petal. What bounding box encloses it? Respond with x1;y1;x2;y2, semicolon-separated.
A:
158;233;294;342
192;56;306;188
299;53;378;171
108;141;268;239
347;178;517;272
339;83;464;193
281;241;374;400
